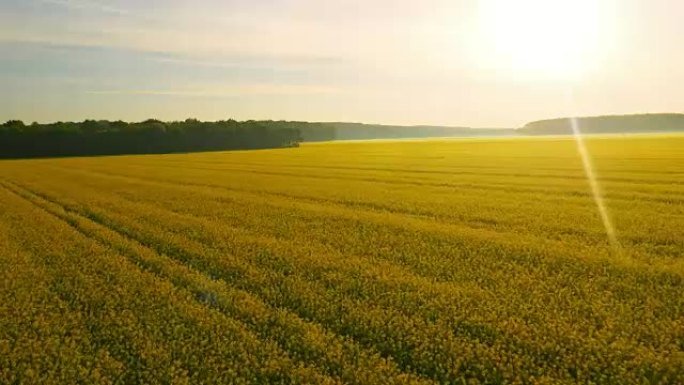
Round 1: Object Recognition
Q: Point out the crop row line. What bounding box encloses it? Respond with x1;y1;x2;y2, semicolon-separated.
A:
1;180;437;385
0;181;208;384
10;178;659;383
130;158;684;186
47;164;684;266
90;161;684;205
5;179;548;383
45;165;639;255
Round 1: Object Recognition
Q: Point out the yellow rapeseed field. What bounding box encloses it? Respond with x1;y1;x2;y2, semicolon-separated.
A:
1;135;683;384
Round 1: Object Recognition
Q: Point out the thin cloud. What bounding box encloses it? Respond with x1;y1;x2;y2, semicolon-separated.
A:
151;55;345;70
39;0;128;15
86;85;341;97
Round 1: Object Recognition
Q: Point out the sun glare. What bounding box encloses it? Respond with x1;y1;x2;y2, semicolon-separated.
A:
478;0;604;80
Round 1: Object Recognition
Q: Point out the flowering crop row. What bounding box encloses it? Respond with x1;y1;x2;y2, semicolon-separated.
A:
1;135;682;383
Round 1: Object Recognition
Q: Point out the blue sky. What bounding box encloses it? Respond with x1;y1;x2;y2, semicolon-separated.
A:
1;0;682;126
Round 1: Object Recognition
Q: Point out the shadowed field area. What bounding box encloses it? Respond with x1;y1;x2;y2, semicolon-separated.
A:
1;135;683;384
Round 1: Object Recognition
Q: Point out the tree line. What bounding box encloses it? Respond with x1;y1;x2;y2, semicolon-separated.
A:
4;113;680;159
0;119;305;158
520;113;684;135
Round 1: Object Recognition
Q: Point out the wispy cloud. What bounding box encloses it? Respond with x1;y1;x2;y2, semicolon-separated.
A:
86;84;341;97
150;54;344;70
39;0;128;15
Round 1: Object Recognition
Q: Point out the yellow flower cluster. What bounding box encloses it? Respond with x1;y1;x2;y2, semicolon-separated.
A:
1;135;683;384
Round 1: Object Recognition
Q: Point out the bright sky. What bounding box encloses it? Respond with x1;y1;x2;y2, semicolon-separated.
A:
1;0;682;127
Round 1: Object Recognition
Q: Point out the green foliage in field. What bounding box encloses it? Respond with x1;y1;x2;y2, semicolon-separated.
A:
1;135;683;384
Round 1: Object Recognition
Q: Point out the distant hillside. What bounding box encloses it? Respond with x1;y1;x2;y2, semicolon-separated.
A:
300;122;516;141
520;113;684;135
303;114;684;141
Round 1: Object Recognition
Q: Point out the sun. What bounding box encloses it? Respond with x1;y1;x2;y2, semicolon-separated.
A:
477;0;604;80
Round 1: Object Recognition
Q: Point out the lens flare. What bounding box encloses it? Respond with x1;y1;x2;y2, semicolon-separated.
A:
567;113;620;251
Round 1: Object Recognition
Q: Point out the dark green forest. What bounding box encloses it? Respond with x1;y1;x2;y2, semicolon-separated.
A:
0;119;304;158
0;119;500;158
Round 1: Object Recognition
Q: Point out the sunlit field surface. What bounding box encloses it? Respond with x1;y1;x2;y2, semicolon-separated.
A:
1;135;683;384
